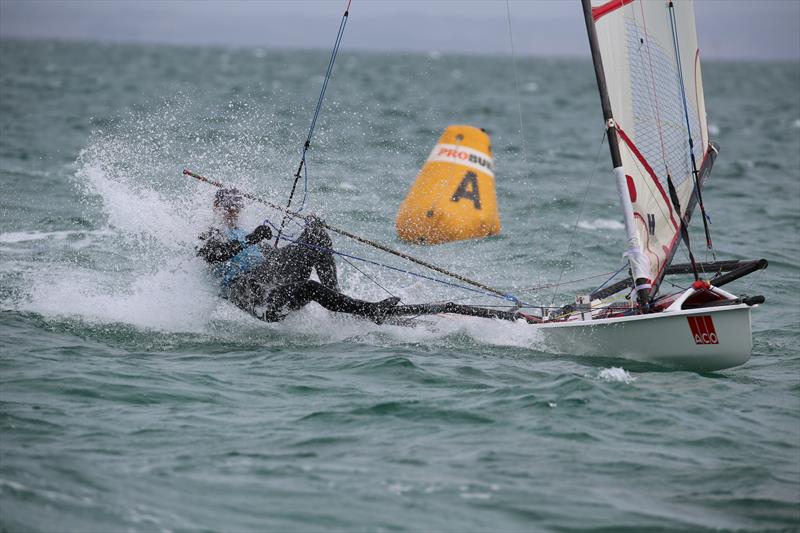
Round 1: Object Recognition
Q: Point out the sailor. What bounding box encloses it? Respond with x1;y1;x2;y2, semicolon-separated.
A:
197;188;399;323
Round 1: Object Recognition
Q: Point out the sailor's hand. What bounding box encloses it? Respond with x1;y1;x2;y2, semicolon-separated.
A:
305;214;325;227
245;224;273;245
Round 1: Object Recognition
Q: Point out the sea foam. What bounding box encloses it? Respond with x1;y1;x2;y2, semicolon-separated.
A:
596;367;636;383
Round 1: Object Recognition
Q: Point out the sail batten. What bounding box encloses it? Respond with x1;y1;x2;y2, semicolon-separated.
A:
590;0;709;299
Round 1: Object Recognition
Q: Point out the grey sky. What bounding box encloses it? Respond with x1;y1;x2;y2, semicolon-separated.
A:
1;0;798;60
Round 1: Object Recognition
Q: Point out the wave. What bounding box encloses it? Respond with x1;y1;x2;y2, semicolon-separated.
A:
596;367;636;384
576;218;625;231
0;229;115;245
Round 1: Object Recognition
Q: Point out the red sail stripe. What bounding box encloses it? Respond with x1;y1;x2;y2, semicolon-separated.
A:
616;126;679;231
592;0;635;21
618;125;683;294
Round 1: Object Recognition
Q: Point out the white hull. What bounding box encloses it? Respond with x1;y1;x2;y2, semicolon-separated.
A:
534;304;753;371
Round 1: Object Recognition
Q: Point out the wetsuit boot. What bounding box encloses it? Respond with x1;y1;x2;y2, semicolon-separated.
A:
366;296;402;324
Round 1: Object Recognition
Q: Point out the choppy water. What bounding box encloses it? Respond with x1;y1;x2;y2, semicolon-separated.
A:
1;39;798;531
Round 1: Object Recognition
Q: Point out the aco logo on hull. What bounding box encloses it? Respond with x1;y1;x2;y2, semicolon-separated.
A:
687;315;719;345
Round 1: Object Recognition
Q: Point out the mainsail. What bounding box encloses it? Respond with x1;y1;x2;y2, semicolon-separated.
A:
587;0;714;300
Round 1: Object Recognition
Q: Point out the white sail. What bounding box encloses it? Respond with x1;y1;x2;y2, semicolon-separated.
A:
591;0;710;291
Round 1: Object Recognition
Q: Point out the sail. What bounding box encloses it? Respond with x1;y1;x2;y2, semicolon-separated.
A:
591;0;711;295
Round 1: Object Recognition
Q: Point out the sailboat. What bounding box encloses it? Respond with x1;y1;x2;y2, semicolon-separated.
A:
388;0;768;370
185;0;766;371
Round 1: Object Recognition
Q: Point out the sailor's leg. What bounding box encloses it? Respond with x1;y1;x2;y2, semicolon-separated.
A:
258;280;399;323
269;245;314;285
273;218;338;290
257;282;313;321
224;272;266;315
301;218;339;290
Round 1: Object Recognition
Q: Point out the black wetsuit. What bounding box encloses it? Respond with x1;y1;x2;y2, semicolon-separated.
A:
198;218;397;322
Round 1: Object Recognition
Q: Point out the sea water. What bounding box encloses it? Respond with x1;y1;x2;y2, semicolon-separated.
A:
1;40;798;531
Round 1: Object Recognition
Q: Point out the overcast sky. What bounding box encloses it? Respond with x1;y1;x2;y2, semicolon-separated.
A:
1;0;798;60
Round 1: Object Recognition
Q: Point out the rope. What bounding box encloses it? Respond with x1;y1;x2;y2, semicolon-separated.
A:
295;159;310;214
273;231;534;307
274;0;352;246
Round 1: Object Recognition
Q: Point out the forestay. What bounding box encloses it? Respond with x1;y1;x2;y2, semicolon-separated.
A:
591;0;710;297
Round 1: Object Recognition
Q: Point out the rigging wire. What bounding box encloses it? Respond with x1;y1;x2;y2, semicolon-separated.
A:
634;1;699;286
431;265;633;313
661;277;689;291
549;129;607;308
504;0;539;288
274;0;352;246
339;256;397;299
667;0;714;256
592;262;630;294
743;264;765;294
516;267;623;296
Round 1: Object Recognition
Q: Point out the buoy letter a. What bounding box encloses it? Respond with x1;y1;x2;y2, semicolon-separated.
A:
451;171;481;209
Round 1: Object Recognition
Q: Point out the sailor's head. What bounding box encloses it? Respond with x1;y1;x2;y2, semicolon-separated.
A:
214;188;243;212
214;188;243;224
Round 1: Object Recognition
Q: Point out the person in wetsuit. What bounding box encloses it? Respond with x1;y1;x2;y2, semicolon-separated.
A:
197;188;399;323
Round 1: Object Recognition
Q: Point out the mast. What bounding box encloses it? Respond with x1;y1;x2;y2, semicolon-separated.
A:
581;0;651;309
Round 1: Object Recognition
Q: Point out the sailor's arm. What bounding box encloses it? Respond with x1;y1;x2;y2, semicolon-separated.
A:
196;225;273;263
197;237;244;263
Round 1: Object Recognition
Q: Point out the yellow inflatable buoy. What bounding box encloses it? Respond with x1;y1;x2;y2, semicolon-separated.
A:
396;125;501;244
